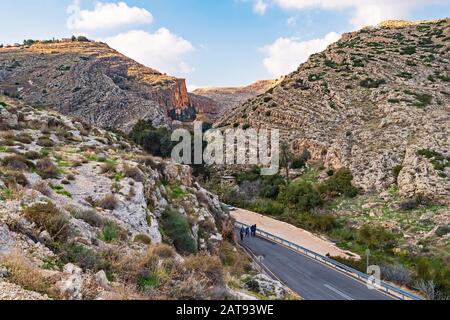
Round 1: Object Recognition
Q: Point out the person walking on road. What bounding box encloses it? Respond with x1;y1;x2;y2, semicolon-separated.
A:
245;226;250;238
239;226;245;241
251;225;257;237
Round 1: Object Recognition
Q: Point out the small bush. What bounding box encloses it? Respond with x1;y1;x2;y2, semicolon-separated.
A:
358;225;397;250
14;133;33;144
36;137;55;147
32;181;53;196
24;150;42;160
381;264;413;287
58;243;104;271
98;194;118;210
134;234;152;245
435;225;450;237
184;255;224;285
73;209;105;228
123;164;144;182
150;244;175;259
36;158;59;179
2;155;30;171
100;162;116;174
1;170;29;187
23;201;70;241
360;78;386;88
161;208;197;255
101;221;127;243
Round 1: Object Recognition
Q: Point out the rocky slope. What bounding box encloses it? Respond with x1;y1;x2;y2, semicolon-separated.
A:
0;39;195;131
218;19;450;203
0;96;289;300
192;80;279;122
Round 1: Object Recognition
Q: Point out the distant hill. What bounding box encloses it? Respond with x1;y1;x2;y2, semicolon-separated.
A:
0;39;194;131
217;18;450;202
191;80;279;122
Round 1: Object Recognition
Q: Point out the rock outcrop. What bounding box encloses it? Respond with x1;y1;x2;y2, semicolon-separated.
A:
218;18;450;203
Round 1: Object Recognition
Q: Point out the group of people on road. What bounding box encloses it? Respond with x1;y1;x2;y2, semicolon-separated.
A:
239;224;257;241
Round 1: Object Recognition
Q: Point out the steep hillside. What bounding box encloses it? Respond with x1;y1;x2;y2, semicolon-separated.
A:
192;80;279;122
0;96;289;300
218;19;450;203
0;39;194;131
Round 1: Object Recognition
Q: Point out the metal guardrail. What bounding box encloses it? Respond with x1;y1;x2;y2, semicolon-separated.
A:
235;221;422;301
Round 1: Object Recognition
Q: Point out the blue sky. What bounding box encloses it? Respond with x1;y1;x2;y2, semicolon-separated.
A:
2;1;450;88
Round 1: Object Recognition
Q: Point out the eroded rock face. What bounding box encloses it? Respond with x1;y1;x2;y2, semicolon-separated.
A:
0;40;196;131
218;18;450;203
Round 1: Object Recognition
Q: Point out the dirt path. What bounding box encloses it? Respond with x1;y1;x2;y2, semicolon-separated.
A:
232;208;359;259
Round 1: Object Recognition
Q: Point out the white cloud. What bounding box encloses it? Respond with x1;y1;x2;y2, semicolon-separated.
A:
67;1;153;31
262;32;340;77
254;0;446;28
103;29;194;76
187;84;201;92
253;0;268;15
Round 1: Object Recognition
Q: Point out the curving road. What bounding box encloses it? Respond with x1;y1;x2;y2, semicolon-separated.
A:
238;232;393;300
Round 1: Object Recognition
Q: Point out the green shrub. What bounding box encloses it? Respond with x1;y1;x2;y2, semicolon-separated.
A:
250;199;284;216
57;243;104;271
161;208;197;255
400;46;417;55
357;225;397;250
404;90;432;107
291;149;311;169
435;225;450;237
101;221;126;243
318;169;359;198
129;121;174;158
279;180;322;212
393;165;403;180
360;78;386;88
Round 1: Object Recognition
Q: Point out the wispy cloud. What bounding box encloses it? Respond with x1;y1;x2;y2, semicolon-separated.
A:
252;0;448;28
253;0;269;15
103;28;195;76
262;32;341;77
67;1;153;31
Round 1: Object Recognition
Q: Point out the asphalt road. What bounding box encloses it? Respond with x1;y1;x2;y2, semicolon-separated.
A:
238;233;393;300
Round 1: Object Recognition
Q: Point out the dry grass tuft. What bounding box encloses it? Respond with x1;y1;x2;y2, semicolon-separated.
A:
0;253;61;299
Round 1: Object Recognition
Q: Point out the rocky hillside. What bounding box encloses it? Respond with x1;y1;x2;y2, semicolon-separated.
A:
0;96;290;300
0;39;195;131
218;19;450;203
192;80;279;122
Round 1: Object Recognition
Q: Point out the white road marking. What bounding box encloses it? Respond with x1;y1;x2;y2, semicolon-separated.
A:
324;284;354;300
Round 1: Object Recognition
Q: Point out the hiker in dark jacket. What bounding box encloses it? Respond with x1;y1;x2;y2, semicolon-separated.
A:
240;226;245;241
245;227;250;238
251;224;257;237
